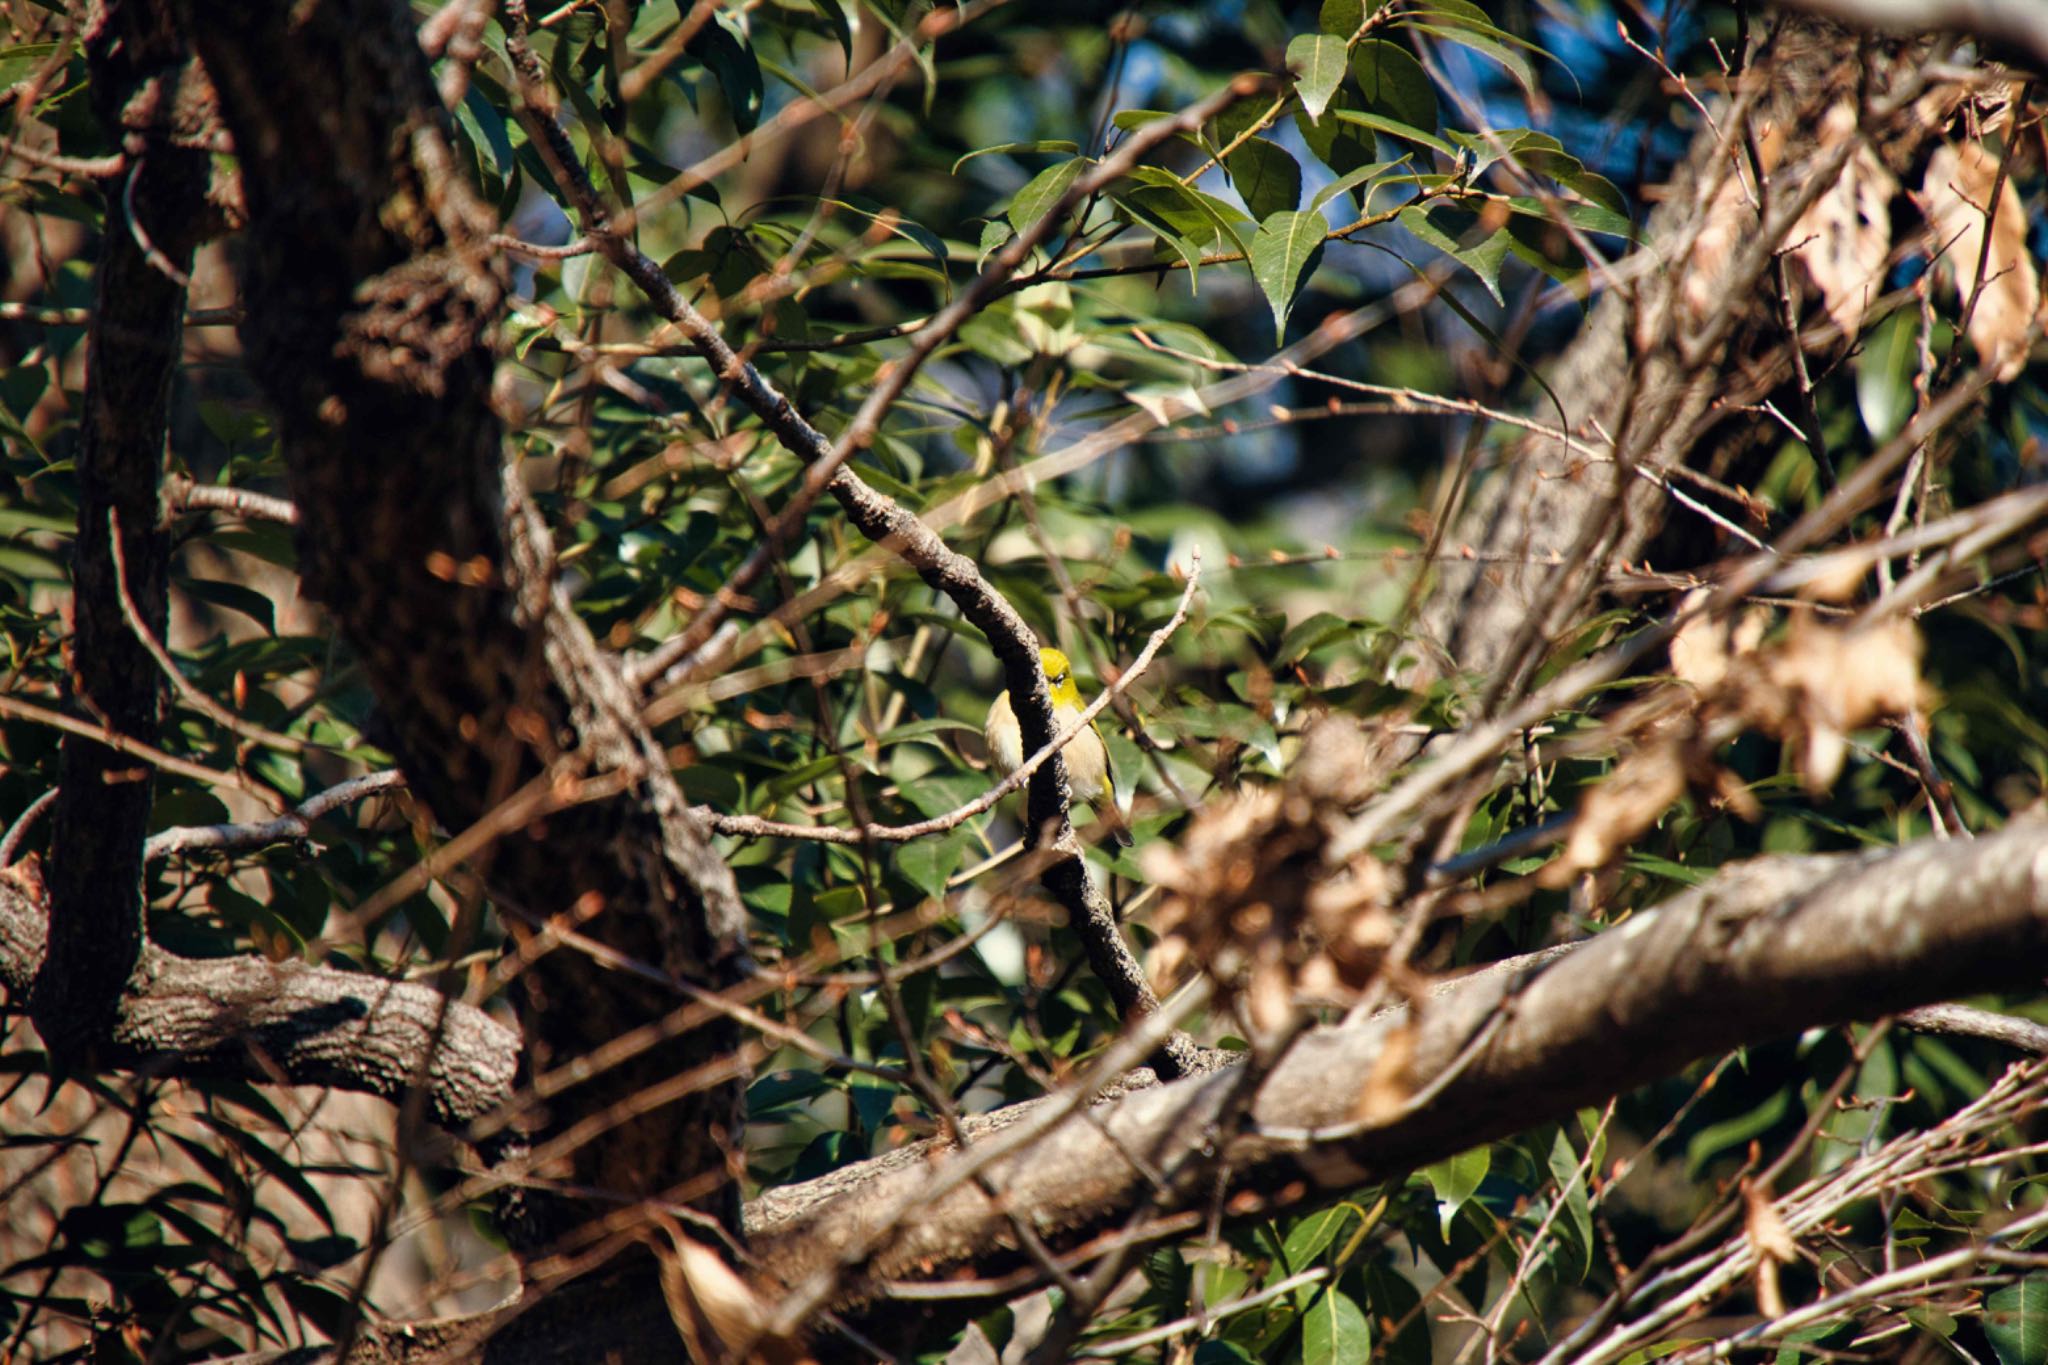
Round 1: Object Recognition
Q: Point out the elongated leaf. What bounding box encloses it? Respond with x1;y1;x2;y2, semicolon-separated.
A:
1250;209;1327;342
1281;1203;1357;1272
1399;204;1510;302
1423;1145;1489;1239
896;830;969;902
1225;138;1302;220
0;42;60;94
1111;108;1173;133
1333;108;1456;158
1288;34;1347;122
1311;158;1403;212
1350;39;1436;133
1006;158;1085;233
1856;307;1921;441
951;140;1080;175
1127;166;1255;260
1320;0;1365;37
689;15;763;133
1548;1128;1594;1281
1413;22;1535;91
1501;194;1634;239
1113;191;1211;289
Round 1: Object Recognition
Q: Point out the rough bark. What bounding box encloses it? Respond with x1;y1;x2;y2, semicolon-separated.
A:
1417;19;1951;692
167;0;748;1242
36;0;209;1064
232;815;2048;1362
1;871;517;1128
742;817;2048;1308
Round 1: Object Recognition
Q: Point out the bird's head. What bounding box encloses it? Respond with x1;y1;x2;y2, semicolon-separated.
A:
1038;647;1082;707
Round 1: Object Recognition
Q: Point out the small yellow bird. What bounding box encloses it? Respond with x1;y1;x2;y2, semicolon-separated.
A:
984;647;1132;847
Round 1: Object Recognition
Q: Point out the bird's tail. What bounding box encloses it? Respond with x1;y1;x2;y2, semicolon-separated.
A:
1100;777;1133;848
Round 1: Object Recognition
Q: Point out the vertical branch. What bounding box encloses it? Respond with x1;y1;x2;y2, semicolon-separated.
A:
34;0;209;1061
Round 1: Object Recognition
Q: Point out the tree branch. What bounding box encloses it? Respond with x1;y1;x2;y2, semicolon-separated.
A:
0;873;517;1128
744;816;2048;1303
36;0;211;1065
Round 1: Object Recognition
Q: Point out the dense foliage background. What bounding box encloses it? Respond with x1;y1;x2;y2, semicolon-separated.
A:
2;0;2047;1360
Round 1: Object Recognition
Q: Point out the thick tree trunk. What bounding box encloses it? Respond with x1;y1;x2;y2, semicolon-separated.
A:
34;0;209;1065
169;0;750;1248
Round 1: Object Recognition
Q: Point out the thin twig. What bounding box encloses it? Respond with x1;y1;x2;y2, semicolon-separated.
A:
0;789;58;867
144;771;406;862
108;508;309;754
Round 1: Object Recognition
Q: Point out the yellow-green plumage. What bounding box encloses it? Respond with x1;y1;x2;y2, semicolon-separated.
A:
984;647;1129;845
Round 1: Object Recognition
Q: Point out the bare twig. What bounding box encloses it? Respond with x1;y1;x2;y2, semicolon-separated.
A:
145;770;406;862
165;473;301;525
0;789;59;867
108;509;309;755
0;693;280;807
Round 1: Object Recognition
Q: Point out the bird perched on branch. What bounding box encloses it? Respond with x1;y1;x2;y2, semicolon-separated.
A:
984;647;1132;847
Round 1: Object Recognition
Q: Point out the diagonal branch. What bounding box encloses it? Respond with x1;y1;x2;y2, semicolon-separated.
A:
743;815;2048;1305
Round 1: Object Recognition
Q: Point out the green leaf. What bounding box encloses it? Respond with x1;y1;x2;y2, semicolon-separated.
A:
1310;158;1403;212
1300;1285;1372;1364
1225;139;1302;221
895;830;969;903
810;0;856;65
1618;1343;1712;1365
1250;209;1327;343
0;42;59;94
1288;34;1348;123
1281;1204;1357;1272
1685;1087;1791;1177
1398;204;1510;303
1857;307;1921;441
1358;1262;1428;1365
1501;194;1635;239
1331;108;1455;159
1412;22;1535;92
1006;158;1085;233
180;576;278;635
950;140;1081;175
1113;191;1212;288
1986;1277;2048;1365
1277;611;1357;663
1126;167;1255;260
1423;1146;1489;1239
1547;1128;1594;1281
1349;40;1436;134
688;15;763;134
1297;87;1380;177
1319;0;1366;37
1112;108;1174;134
1504;214;1589;295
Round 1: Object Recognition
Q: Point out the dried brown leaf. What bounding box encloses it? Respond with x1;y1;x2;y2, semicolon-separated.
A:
1543;743;1689;887
1790;103;1895;340
1923;139;2045;381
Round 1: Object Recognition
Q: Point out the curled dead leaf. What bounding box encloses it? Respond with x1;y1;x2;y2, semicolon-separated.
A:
1922;139;2045;382
651;1217;809;1365
1543;743;1689;888
1790;103;1896;340
1766;616;1931;792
